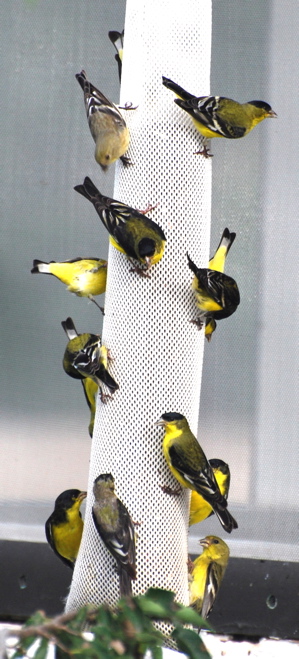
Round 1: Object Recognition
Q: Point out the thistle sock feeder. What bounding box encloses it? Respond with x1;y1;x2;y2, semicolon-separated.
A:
66;0;212;619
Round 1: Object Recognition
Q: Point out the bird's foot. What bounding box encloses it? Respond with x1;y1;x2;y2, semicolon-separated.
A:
190;318;204;330
89;296;105;315
106;349;114;363
100;391;113;404
138;202;159;215
120;155;133;167
160;484;182;496
119;102;138;111
194;145;213;158
129;262;151;278
187;556;195;574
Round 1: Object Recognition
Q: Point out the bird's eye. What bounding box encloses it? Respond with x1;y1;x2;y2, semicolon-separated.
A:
106;155;111;161
213;539;219;544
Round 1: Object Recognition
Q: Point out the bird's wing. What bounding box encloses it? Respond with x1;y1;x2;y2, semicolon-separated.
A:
201;561;220;618
168;444;222;502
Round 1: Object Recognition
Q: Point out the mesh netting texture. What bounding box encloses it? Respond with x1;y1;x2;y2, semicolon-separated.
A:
66;0;212;613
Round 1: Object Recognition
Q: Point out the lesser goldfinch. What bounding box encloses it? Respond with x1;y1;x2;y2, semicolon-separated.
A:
108;30;124;82
74;177;166;276
201;228;236;340
189;459;231;526
162;76;276;157
189;535;230;618
75;69;130;170
92;473;136;597
187;253;240;328
31;257;107;313
61;317;119;400
45;489;87;570
81;377;98;437
156;413;238;533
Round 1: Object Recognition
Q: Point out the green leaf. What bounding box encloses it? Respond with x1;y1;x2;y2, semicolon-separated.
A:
137;588;175;619
174;606;212;629
150;645;163;659
172;626;211;659
34;638;50;659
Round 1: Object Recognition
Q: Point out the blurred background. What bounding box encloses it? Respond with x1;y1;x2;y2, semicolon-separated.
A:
1;0;298;587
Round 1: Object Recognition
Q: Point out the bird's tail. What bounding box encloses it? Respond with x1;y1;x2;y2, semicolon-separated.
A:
119;568;132;598
186;252;199;276
208;228;236;272
75;69;87;91
74;176;102;203
31;259;51;274
108;30;124;83
213;505;238;534
162;76;195;101
61;317;79;340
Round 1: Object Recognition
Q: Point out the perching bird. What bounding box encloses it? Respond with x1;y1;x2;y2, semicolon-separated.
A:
200;228;236;340
61;317;119;400
31;257;107;313
189;535;230;618
162;76;276;157
74;177;166;276
92;473;136;597
108;30;124;82
81;377;99;437
189;459;231;526
156;412;238;533
187;253;240;328
45;489;87;569
75;69;130;170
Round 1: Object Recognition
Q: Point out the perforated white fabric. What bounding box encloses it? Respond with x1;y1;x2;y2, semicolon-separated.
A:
66;0;212;614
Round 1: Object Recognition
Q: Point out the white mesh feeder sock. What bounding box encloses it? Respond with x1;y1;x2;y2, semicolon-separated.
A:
66;0;212;616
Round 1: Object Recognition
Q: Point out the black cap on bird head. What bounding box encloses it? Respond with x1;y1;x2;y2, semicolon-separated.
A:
54;489;86;509
138;237;156;259
248;100;277;116
161;412;185;423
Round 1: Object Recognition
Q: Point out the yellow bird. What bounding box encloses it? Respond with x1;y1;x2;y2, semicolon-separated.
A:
189;535;230;618
45;489;87;569
31;257;107;313
156;412;238;533
92;473;136;597
200;228;236;340
189;459;231;526
74;177;166;277
108;30;124;82
187;253;240;328
75;69;130;170
162;76;276;157
61;317;118;402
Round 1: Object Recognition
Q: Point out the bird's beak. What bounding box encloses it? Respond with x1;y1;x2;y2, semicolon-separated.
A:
267;110;277;118
145;256;152;269
78;491;87;502
199;537;211;548
155;418;165;427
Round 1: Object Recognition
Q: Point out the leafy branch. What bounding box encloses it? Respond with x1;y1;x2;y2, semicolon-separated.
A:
10;588;211;659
